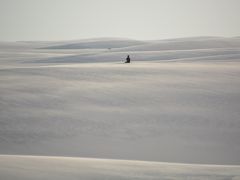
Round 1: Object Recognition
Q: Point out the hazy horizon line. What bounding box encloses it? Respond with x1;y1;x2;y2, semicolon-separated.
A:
1;35;240;43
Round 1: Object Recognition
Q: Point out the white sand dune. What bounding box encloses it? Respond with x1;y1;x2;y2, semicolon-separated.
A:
0;37;240;176
114;37;240;52
40;37;240;51
17;37;239;64
42;38;147;49
1;61;240;164
0;155;240;180
35;48;240;63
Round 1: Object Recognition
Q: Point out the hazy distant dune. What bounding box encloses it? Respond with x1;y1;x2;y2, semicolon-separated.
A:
43;38;147;49
39;36;240;51
35;48;240;63
25;36;240;64
0;155;240;180
115;37;240;52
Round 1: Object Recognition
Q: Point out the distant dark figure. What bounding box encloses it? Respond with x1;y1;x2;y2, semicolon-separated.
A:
125;55;131;63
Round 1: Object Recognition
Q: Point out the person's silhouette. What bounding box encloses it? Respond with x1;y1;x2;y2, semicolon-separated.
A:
125;55;130;63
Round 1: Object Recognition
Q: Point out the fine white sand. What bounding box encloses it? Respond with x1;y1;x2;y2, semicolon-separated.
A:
0;155;240;180
0;37;240;179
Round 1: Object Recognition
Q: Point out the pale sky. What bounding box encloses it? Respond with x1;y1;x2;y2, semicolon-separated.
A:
0;0;240;41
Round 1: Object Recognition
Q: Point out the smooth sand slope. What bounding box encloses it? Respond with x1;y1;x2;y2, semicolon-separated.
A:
0;155;240;180
1;61;240;164
0;37;240;174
